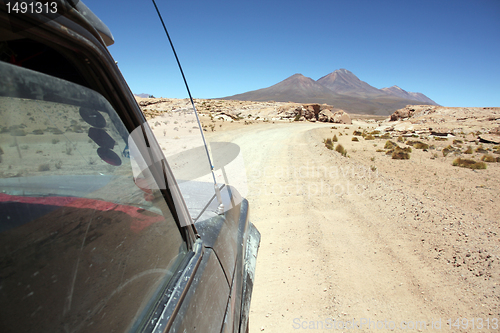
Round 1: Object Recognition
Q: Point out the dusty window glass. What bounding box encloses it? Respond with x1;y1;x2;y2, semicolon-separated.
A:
0;61;187;332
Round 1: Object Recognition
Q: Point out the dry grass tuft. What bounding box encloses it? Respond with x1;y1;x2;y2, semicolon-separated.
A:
381;133;391;139
364;134;375;140
481;154;498;163
324;138;334;150
452;158;487;169
464;146;473;154
335;144;347;157
407;140;429;150
353;130;363;136
392;150;410;160
384;141;398;150
475;145;489;153
38;164;50;171
352;137;359;142
332;135;338;142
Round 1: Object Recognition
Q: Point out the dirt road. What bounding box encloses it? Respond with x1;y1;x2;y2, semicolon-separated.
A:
207;122;499;332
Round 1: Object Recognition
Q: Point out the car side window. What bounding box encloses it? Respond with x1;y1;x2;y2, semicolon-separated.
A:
0;60;187;332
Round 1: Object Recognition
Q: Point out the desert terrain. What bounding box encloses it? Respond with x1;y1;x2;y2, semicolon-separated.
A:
139;98;500;332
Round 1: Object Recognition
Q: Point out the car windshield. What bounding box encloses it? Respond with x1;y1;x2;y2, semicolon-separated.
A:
0;60;187;332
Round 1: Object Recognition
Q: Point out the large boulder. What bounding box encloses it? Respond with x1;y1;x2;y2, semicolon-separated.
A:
318;109;334;122
332;110;352;124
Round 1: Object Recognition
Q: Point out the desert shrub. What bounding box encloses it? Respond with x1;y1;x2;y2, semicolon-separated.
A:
407;140;429;150
335;144;347;157
294;114;301;121
376;149;385;152
38;164;50;171
32;129;44;135
464;146;473;154
481;154;497;163
397;136;404;142
392;150;410;159
0;146;3;155
415;142;429;150
475;145;488;153
387;146;410;156
11;128;26;136
452;158;486;169
431;152;439;159
55;161;63;169
370;165;377;172
434;136;448;141
381;133;391;139
353;130;362;136
494;149;500;155
332;135;338;142
453;139;463;144
384;141;398;150
324;138;334;150
352;137;359;142
364;134;375;140
370;130;380;135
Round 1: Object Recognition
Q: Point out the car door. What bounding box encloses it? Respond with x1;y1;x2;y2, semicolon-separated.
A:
0;52;228;333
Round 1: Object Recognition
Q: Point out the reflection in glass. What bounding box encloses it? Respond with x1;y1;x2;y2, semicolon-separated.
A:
0;62;186;333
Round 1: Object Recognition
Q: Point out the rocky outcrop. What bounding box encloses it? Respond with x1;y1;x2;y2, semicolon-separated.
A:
318;109;334;122
300;104;352;123
137;98;171;107
490;126;500;135
135;97;356;124
390;105;437;121
479;134;500;144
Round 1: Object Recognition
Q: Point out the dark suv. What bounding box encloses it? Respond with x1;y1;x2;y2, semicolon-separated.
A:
0;1;260;332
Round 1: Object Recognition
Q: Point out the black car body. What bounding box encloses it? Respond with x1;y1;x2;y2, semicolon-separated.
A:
0;1;260;332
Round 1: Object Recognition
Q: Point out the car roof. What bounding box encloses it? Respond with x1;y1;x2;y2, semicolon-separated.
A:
72;1;114;46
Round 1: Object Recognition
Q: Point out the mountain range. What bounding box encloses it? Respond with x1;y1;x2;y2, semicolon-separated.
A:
222;69;438;115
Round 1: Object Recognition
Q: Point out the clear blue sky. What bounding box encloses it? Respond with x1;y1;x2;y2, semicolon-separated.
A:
84;0;500;107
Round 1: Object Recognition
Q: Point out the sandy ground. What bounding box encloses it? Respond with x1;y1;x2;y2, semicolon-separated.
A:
202;119;500;333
